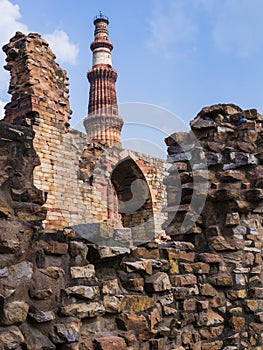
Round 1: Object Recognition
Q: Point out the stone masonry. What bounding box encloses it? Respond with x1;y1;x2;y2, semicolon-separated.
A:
1;16;263;350
0;104;263;349
2;31;167;237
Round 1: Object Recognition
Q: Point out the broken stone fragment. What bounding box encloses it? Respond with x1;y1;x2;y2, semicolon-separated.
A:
20;322;55;350
208;236;236;251
230;316;245;331
0;326;25;349
145;272;171;292
69;241;88;259
70;265;95;280
102;278;122;295
93;336;127;350
28;310;55;323
208;272;233;287
124;295;155;312
50;321;81;344
116;313;148;331
8;261;33;281
65;285;100;300
121;259;152;274
60;302;105;318
0;199;12;218
225;212;240;227
29;288;53;300
1;301;29;325
170;274;197;286
103;295;125;313
39;266;64;279
92;245;131;260
197;310;224;326
190;117;217;130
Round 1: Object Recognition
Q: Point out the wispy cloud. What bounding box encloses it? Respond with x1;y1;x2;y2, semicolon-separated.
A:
0;99;5;120
212;0;263;57
0;0;28;91
44;29;79;65
147;1;197;59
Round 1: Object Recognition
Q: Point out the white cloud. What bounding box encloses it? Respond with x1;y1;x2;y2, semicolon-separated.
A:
0;0;28;41
212;0;263;57
148;1;197;59
0;99;6;120
44;29;79;65
0;0;28;91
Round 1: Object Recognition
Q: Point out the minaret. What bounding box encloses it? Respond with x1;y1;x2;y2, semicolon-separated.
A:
84;12;123;147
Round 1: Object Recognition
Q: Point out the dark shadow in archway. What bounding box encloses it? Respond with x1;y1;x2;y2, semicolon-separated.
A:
111;157;155;244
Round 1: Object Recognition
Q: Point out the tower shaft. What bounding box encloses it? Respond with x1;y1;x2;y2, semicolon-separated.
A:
84;14;123;146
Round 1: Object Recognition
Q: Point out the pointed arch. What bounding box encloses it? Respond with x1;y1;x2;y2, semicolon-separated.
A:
111;156;154;243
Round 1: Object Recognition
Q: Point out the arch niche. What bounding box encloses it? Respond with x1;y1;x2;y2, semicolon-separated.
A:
111;157;154;243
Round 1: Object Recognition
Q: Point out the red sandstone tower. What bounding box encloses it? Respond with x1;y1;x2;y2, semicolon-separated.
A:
84;13;123;146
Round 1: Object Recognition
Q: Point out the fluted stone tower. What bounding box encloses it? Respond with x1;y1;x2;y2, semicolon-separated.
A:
84;13;123;146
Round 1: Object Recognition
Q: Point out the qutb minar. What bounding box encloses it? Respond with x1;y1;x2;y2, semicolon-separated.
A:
84;12;124;146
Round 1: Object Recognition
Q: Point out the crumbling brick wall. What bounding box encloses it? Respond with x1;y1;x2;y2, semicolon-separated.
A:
2;32;167;234
1;104;263;350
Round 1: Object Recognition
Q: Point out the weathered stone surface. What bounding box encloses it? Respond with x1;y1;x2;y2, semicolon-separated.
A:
20;322;55;350
0;326;25;349
65;286;100;300
230;316;245;331
103;295;125;313
50;321;81;344
121;260;152;274
208;273;233;287
8;261;33;281
170;274;197;286
28;310;55;323
29;288;53;300
39;266;65;279
93;336;127;350
69;241;88;259
70;265;95;280
60;302;105;318
208;237;236;251
2;301;29;325
117;313;148;331
102;279;122;295
124;295;155;312
145;272;171;292
197;310;224;326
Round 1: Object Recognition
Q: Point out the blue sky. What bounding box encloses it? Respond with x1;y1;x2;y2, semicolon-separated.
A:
0;0;263;156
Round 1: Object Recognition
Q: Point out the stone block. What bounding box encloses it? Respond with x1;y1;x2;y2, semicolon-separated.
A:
60;302;105;318
208;273;233;287
0;326;25;349
170;274;197;286
145;272;172;292
70;265;95;281
2;301;29;325
65;285;100;300
117;313;148;331
197;310;224;326
124;295;155;312
103;295;125;313
93;336;127;350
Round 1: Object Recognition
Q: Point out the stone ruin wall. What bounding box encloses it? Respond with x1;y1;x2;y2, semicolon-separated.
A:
0;104;263;349
2;32;167;235
1;31;263;350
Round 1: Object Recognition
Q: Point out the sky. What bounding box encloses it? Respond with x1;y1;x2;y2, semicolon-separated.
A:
0;0;263;157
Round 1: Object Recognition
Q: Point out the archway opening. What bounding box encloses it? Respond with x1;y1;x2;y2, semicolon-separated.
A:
111;157;154;242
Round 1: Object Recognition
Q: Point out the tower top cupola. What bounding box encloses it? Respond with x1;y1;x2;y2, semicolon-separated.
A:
90;11;113;67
